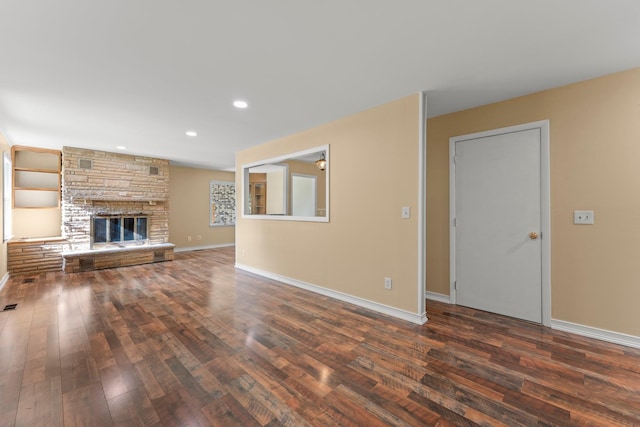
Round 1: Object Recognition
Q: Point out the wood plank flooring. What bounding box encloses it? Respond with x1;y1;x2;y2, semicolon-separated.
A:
1;246;640;426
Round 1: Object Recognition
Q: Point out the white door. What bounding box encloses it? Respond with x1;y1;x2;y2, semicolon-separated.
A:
453;127;543;323
292;174;317;216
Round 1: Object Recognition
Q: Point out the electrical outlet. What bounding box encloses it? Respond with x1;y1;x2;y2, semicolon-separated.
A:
384;277;392;290
574;210;594;225
187;235;192;241
197;235;202;241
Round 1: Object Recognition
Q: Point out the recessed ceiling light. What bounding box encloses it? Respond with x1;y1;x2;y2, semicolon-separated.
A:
116;146;126;150
233;100;248;109
186;131;197;137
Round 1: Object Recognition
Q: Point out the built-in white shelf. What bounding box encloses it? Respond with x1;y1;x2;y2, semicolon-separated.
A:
12;146;61;209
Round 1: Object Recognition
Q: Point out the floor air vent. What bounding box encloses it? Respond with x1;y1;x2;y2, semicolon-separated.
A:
22;278;35;283
2;304;17;311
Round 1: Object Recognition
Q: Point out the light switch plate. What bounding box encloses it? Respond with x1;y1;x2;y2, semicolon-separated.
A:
574;210;594;225
402;206;410;219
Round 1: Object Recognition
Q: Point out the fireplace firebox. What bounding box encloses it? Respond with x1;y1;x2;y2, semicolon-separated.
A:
91;215;148;248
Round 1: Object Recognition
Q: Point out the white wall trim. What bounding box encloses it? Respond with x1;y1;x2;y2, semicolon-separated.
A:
426;291;451;304
449;135;456;304
174;243;235;253
235;263;427;325
539;122;552;326
449;120;552;326
0;272;9;293
418;92;427;322
552;319;640;350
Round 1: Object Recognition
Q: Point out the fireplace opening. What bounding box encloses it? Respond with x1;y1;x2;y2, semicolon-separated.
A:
91;215;148;248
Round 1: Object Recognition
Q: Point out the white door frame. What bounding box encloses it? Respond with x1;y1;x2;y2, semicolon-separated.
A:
449;120;551;326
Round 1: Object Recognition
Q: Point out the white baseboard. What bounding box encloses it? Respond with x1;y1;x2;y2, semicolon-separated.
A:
426;291;452;304
552;319;640;350
0;272;9;293
235;263;427;325
174;243;235;253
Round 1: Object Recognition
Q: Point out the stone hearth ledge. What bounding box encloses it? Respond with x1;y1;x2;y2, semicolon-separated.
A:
62;242;175;256
62;243;175;273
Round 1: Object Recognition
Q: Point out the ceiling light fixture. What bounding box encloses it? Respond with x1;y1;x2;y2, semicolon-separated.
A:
315;152;327;171
185;131;197;137
233;100;248;109
116;146;126;150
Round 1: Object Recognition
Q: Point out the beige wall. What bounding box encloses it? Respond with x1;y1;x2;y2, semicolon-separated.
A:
427;67;640;336
0;132;9;279
266;169;286;214
237;94;421;314
169;165;235;249
12;209;61;238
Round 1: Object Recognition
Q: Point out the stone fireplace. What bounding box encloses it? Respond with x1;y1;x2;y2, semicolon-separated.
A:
61;147;174;272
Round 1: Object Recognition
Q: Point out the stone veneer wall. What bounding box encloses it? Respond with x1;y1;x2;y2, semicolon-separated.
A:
62;147;170;251
8;238;65;275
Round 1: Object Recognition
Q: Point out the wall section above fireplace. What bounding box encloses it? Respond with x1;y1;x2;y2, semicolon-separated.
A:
63;146;169;202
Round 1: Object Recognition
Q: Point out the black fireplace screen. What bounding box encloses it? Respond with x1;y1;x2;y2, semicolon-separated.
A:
92;216;148;245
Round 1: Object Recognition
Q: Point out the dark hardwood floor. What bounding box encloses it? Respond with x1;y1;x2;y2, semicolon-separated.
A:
1;247;640;426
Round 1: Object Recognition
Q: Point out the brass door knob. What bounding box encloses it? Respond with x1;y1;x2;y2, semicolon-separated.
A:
529;232;539;240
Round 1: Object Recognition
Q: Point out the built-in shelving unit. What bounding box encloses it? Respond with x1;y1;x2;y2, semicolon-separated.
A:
12;146;62;208
249;182;267;214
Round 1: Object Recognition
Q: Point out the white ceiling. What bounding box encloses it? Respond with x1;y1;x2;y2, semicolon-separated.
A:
1;1;639;170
